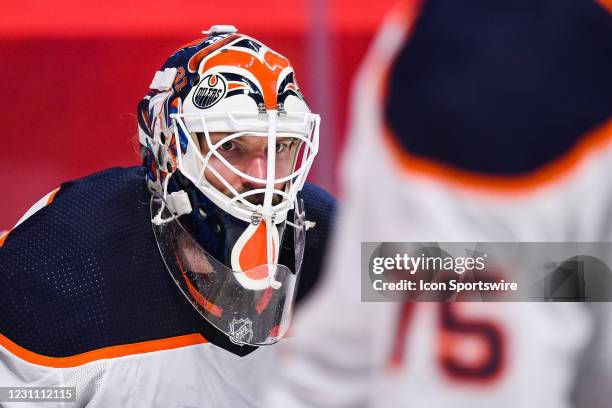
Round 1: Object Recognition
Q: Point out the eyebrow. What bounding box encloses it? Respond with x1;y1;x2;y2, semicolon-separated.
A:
198;132;294;142
277;137;294;143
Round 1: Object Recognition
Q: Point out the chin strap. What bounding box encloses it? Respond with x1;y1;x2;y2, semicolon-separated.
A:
286;219;316;231
285;197;316;231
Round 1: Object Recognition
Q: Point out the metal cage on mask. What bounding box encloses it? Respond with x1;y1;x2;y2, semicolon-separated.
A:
172;107;320;223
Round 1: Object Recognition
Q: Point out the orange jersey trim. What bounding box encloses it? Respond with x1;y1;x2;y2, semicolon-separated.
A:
46;187;60;204
0;333;207;368
383;118;612;195
0;231;8;248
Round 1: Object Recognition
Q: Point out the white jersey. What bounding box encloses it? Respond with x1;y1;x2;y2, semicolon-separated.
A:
0;336;274;408
264;1;612;407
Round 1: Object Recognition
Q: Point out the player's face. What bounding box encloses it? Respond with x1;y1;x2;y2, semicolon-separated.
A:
199;132;298;205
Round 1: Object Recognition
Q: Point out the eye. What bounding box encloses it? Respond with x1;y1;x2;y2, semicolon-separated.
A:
275;142;290;153
220;141;236;151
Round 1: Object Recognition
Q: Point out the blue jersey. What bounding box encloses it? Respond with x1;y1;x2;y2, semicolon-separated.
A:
0;166;336;407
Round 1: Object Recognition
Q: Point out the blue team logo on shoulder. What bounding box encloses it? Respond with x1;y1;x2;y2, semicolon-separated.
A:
192;74;226;109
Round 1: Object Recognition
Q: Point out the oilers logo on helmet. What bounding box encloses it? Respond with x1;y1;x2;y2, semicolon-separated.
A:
192;74;227;109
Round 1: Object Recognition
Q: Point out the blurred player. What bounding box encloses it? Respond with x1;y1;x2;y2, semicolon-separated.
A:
264;0;612;406
0;26;335;406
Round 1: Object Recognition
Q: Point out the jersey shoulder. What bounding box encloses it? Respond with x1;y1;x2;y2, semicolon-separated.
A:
0;166;218;358
300;182;337;224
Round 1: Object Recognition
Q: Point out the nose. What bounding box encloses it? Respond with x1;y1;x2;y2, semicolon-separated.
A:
241;156;267;186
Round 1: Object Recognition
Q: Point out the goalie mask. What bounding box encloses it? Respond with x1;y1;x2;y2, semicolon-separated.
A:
137;25;320;346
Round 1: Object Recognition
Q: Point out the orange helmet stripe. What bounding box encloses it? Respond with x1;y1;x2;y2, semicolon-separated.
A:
203;49;290;109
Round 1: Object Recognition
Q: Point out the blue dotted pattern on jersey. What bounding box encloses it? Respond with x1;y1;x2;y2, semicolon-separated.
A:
0;167;335;357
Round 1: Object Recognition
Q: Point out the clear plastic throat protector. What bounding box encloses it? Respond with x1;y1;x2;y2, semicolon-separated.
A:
151;194;306;346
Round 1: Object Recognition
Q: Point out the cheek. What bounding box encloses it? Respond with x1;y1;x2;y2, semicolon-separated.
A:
273;182;288;192
204;158;243;192
275;155;294;176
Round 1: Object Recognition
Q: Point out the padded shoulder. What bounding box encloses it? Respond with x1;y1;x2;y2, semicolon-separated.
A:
0;167;236;357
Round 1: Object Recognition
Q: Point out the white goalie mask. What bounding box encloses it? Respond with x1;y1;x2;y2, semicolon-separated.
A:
137;26;320;345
